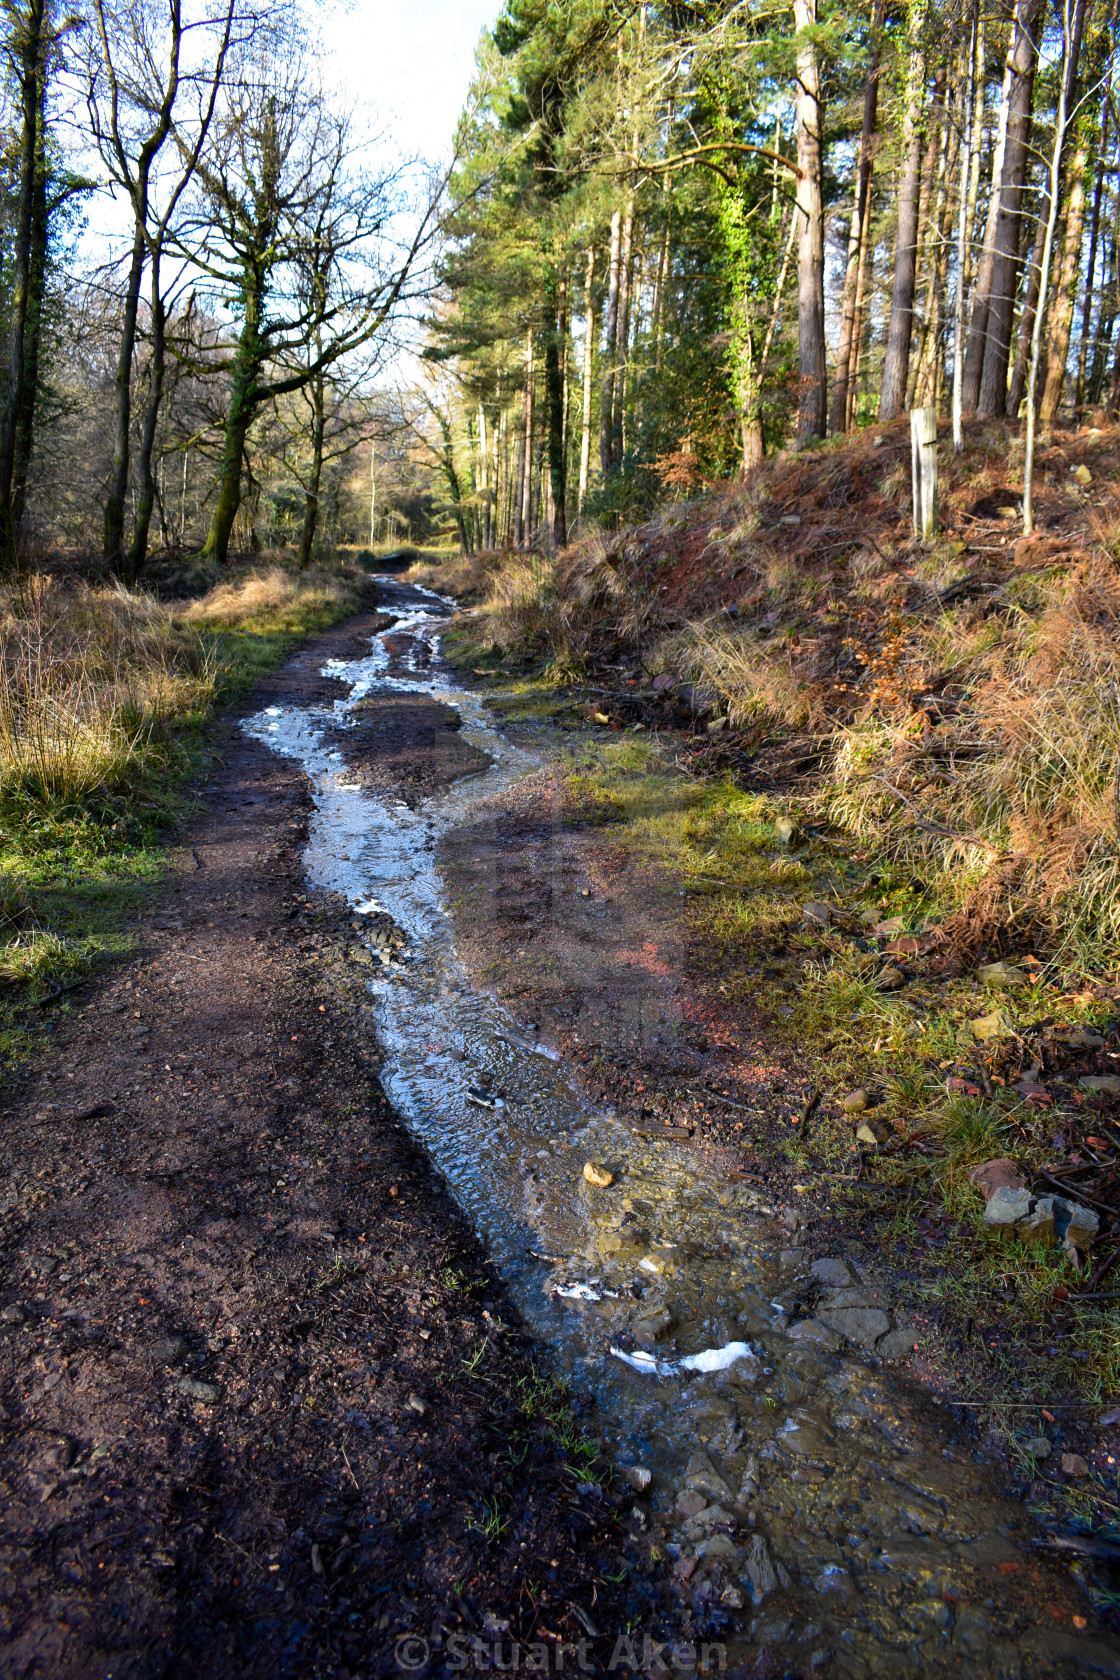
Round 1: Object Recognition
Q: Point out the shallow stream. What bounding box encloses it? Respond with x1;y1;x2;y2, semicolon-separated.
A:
243;581;1103;1678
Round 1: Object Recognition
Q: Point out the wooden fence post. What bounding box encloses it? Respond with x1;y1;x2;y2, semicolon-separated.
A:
910;406;938;539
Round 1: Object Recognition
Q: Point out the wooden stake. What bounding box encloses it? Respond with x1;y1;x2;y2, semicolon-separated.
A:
910;405;938;538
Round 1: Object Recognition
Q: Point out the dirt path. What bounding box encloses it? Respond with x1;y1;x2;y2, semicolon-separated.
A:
0;613;627;1679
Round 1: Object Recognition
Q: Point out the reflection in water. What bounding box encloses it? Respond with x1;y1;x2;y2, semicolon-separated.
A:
243;582;1097;1676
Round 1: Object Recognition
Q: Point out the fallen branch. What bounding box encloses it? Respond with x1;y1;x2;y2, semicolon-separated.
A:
865;776;1001;855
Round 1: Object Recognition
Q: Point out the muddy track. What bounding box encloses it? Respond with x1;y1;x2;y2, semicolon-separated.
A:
0;609;629;1679
4;590;1119;1680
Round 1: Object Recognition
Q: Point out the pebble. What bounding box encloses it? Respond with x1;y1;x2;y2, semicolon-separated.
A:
624;1465;652;1493
178;1378;221;1404
841;1089;870;1115
675;1489;707;1518
150;1335;188;1365
855;1119;889;1146
1;1304;27;1324
1098;1405;1120;1428
968;1159;1025;1203
774;817;797;847
406;1392;427;1415
976;961;1030;987
1024;1436;1051;1460
1060;1452;1089;1478
583;1162;613;1188
802;902;831;928
1080;1075;1120;1096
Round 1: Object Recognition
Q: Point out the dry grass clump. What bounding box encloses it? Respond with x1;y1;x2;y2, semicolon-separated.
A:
182;564;357;631
821;554;1120;963
0;575;214;806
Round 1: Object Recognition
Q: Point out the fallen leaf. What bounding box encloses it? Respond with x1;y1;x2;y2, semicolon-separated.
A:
998;1562;1022;1576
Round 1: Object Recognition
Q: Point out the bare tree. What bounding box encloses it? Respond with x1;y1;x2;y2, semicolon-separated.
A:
181;67;442;564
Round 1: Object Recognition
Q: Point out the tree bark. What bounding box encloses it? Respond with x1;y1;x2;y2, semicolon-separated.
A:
12;102;49;530
962;23;1016;414
1077;100;1110;404
125;262;168;580
578;247;595;513
977;0;1046;419
829;0;884;435
1041;131;1089;419
520;328;534;546
879;0;926;423
793;0;827;444
599;207;622;476
545;289;567;549
612;198;634;469
297;374;326;568
0;0;47;572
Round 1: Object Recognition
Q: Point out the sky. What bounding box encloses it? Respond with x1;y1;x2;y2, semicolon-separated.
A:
321;0;501;166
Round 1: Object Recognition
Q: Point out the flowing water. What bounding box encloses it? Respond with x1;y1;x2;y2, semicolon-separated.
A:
244;581;1108;1678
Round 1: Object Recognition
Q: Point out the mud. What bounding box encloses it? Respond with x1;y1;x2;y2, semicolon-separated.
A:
235;580;1120;1679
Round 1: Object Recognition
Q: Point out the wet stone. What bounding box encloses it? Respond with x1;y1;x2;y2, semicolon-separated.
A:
818;1286;880;1311
675;1489;707;1518
809;1257;854;1287
178;1378;221;1404
816;1306;892;1346
876;1329;916;1361
150;1335;188;1365
787;1319;842;1351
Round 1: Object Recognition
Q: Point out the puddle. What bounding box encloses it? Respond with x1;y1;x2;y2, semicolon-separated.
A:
244;581;1103;1675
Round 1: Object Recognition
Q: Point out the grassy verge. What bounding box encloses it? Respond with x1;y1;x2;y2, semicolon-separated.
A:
462;707;1120;1501
0;564;367;1074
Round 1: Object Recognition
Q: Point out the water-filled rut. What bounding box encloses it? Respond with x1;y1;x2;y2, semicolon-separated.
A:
244;580;1112;1678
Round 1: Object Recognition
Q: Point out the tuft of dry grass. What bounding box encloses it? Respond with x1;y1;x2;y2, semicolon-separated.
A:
181;564;358;632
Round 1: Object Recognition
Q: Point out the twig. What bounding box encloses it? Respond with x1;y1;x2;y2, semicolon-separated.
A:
1036;1168;1116;1216
865;776;1000;855
1085;1244;1120;1293
340;1443;361;1492
796;1088;821;1137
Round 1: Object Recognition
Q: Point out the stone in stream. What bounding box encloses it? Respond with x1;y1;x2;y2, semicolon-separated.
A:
631;1306;673;1347
675;1489;707;1518
623;1465;652;1493
683;1451;731;1501
787;1318;842;1351
583;1162;613;1188
818;1285;882;1311
743;1533;786;1604
810;1257;854;1287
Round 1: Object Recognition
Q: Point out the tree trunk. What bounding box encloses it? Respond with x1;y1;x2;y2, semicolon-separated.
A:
829;0;884;435
0;0;47;572
545;290;567;549
1077;101;1110;404
962;24;1016;414
578;247;595;513
520;328;534;546
1041;131;1089;419
611;199;634;470
908;61;949;410
599;208;622;476
125;266;168;581
977;0;1046;419
297;374;326;568
953;2;981;448
11;104;49;530
793;0;827;444
1007;177;1052;419
879;0;926;423
201;315;260;564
